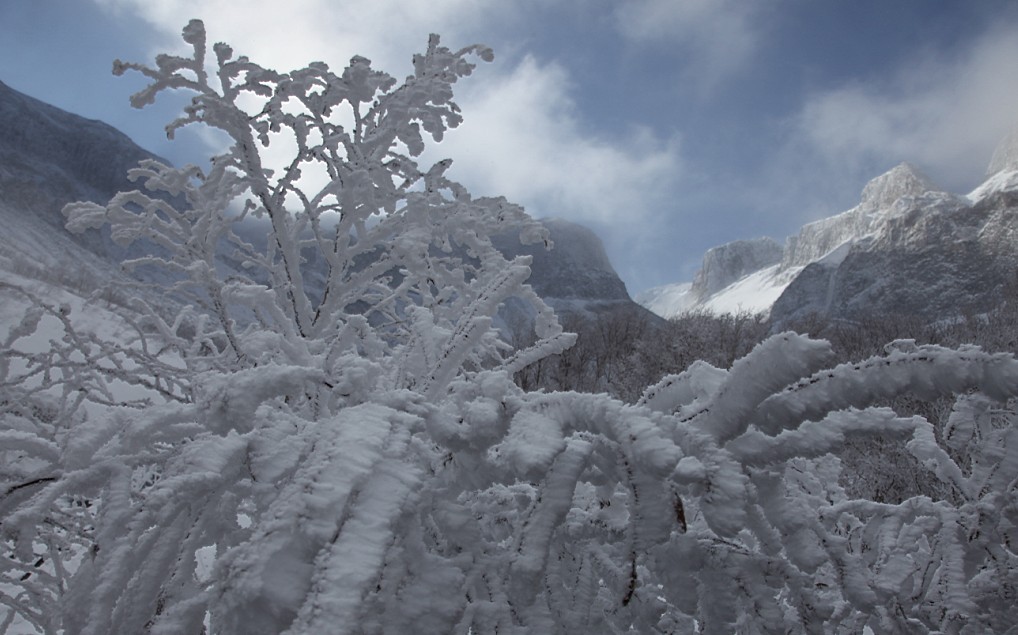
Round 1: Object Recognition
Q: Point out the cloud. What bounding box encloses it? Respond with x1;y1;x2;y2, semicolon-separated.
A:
91;0;684;228
93;0;512;73
432;56;682;224
795;22;1018;191
613;0;767;88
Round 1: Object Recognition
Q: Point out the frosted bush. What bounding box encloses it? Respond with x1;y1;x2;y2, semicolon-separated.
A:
2;20;1018;634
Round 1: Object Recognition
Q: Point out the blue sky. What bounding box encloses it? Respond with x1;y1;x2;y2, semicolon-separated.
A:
3;1;1018;294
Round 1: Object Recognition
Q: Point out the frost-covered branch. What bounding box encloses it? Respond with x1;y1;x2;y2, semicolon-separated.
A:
64;19;560;397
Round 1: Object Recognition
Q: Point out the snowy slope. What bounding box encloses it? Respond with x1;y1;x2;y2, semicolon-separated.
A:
692;237;784;298
701;264;802;315
634;282;695;318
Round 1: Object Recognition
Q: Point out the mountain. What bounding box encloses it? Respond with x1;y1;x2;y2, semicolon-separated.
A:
639;155;1018;326
0;79;168;264
780;163;943;269
492;218;660;327
693;237;784;299
0;80;648;330
636;237;784;317
0;79;166;300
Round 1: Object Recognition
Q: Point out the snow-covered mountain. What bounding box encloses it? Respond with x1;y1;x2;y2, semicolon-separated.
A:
639;153;1018;325
693;237;784;299
636;237;785;317
0;80;650;328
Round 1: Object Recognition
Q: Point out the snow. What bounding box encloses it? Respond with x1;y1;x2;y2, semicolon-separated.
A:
0;269;183;408
634;281;694;317
637;160;1010;322
638;264;803;319
966;168;1018;202
702;264;801;316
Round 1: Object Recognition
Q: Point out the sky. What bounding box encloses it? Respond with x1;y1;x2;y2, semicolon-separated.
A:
3;1;1018;295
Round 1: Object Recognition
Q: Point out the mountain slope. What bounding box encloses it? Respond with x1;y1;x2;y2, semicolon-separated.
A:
0;79;166;302
0;79;168;264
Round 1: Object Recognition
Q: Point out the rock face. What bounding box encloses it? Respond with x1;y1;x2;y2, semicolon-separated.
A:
781;163;943;269
775;146;1018;325
494;218;629;303
986;127;1018;177
641;156;1018;326
692;238;784;300
492;218;662;326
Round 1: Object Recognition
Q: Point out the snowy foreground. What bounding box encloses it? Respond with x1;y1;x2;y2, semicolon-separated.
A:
3;20;1018;634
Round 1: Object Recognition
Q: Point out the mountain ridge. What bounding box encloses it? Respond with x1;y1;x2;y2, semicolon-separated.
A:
639;155;1018;325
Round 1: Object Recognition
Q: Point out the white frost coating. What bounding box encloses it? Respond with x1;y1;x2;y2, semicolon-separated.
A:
755;344;1018;435
509;437;593;606
906;419;972;498
498;331;577;377
690;332;834;442
283;454;421;635
198;363;324;433
638;360;728;415
490;409;566;477
672;456;706;483
532;392;683;474
214;403;409;634
726;408;917;467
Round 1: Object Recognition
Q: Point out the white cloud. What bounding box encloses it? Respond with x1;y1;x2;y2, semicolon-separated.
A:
91;0;683;228
93;0;511;73
89;0;689;295
432;56;682;224
795;23;1018;190
614;0;766;88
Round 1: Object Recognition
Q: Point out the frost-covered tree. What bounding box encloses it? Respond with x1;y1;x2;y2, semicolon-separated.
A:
3;20;1018;635
1;20;572;633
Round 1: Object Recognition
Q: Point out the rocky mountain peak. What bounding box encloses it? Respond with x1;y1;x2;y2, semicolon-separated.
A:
781;162;943;270
640;132;1018;324
859;162;939;209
